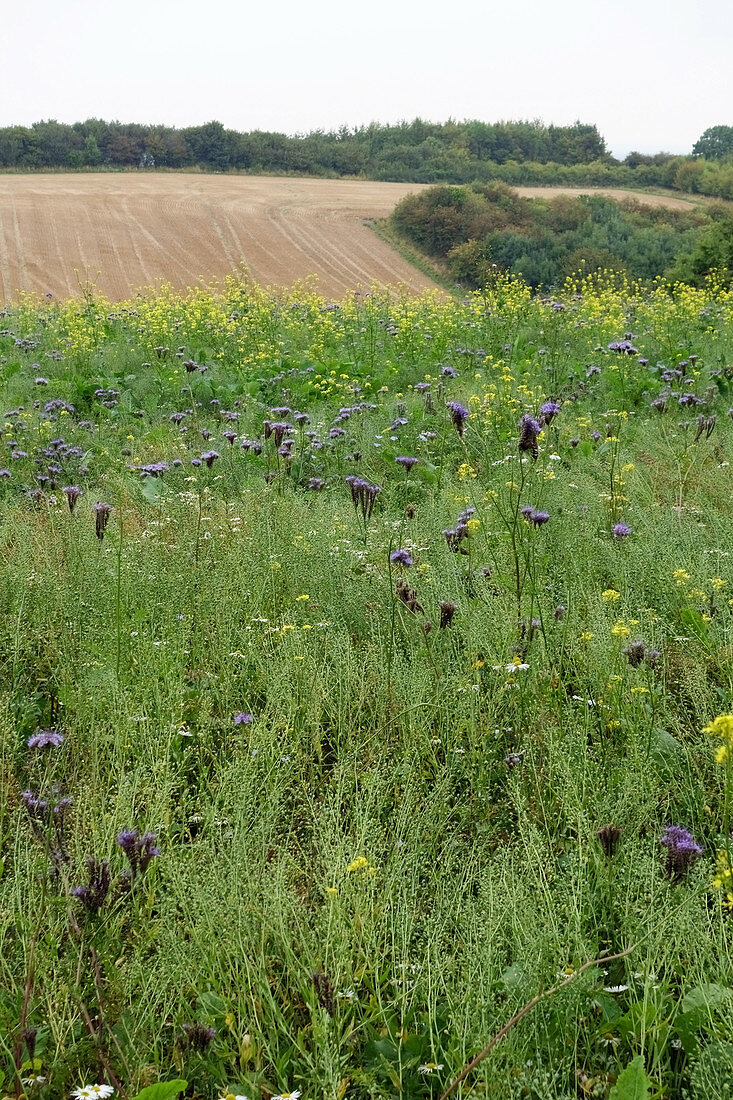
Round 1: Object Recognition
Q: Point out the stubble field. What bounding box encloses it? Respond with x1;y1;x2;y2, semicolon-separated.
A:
0;174;699;304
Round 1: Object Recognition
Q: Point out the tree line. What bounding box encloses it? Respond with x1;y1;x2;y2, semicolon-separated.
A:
0;118;611;173
2;118;732;201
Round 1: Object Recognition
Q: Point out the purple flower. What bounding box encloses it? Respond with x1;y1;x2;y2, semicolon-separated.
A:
540;401;560;423
612;523;632;540
307;477;325;491
345;476;381;520
390;549;414;567
201;450;220;467
442;365;459;378
34;377;48;385
660;825;702;882
518;414;541;458
234;712;253;725
27;728;64;750
72;857;111;914
62;486;82;513
608;339;638;355
446;401;469;436
521;506;550;527
395;456;418;471
117;828;160;880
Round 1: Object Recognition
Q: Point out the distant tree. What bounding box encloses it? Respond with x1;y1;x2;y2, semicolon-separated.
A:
692;126;733;160
83;135;102;166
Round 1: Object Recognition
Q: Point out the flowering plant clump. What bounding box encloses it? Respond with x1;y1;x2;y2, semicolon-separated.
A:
704;713;733;763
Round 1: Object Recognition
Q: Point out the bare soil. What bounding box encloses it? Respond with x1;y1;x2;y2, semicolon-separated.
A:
0;175;698;304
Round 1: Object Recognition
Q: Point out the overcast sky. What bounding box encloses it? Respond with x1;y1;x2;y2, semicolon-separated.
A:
3;0;731;159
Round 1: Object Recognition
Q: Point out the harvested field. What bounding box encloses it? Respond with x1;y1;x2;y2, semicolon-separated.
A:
514;185;697;209
0;174;440;303
0;174;698;304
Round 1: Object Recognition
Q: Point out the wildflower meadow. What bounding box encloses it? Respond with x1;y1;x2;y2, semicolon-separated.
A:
3;272;733;1099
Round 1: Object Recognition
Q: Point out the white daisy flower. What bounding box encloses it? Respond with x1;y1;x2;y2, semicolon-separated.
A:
71;1086;115;1100
22;1075;47;1087
218;1093;248;1100
272;1092;301;1100
603;984;629;993
418;1063;444;1074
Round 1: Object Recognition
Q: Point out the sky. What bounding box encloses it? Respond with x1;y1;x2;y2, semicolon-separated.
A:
3;0;732;160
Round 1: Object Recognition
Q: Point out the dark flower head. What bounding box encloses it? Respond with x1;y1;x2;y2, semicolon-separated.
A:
446;401;469;436
396;576;424;613
307;477;325;491
518;414;541;458
442;365;459;378
660;825;702;882
182;1023;216;1051
439;600;458;629
554;605;566;620
612;523;632;540
530;510;550;527
201;449;220;467
27;728;64;750
598;824;623;859
395;456;418;471
390;549;414;567
623;640;646;667
93;501;112;540
72;857;111;914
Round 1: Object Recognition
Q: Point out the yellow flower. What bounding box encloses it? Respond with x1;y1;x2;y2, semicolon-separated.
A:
465;518;480;533
673;569;690;585
711;578;726;589
704;714;733;765
611;621;631;639
295;594;310;601
347;855;369;873
602;589;621;602
580;632;594;644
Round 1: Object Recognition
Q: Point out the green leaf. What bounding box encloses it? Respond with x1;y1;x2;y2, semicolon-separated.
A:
141;477;163;504
132;1080;187;1100
681;984;733;1015
608;1055;652;1100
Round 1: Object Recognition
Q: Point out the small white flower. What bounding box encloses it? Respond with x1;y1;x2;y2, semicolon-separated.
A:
272;1091;301;1100
22;1075;47;1087
418;1063;444;1074
71;1086;115;1100
218;1093;248;1100
337;988;355;999
603;984;629;993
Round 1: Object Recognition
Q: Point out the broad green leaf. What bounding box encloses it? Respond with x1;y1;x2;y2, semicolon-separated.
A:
681;984;733;1015
608;1055;652;1100
132;1080;187;1100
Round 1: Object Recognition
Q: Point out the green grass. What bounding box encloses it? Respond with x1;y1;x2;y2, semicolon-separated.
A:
1;274;733;1100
